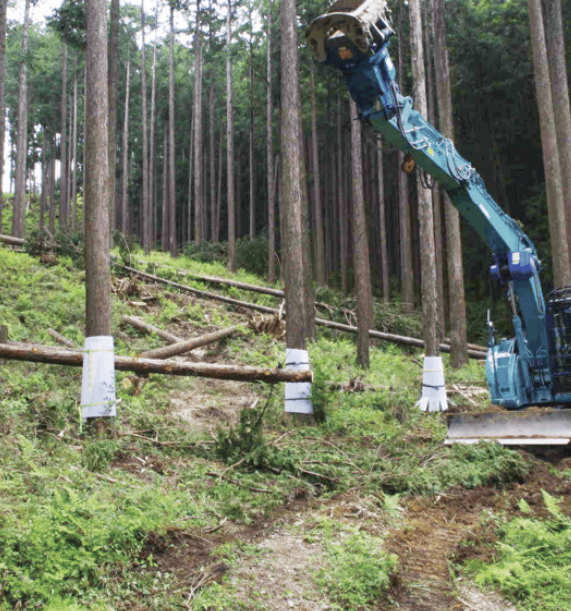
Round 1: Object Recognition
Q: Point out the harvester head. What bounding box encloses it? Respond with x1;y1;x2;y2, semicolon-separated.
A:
305;0;392;61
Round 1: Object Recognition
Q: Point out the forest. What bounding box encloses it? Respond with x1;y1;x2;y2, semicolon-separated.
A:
1;0;571;609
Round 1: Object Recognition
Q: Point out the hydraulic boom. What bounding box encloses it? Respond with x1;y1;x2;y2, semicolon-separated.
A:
306;0;571;443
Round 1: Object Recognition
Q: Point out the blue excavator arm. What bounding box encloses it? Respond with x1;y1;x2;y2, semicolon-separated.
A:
305;2;570;411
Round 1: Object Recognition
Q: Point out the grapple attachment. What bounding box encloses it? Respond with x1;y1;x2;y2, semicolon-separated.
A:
305;0;392;60
445;410;571;446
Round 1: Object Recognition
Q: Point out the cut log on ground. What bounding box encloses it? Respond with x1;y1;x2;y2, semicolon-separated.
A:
0;342;312;383
140;325;241;359
115;263;277;314
121;315;183;344
138;260;284;297
0;234;26;246
47;328;78;349
114;263;487;360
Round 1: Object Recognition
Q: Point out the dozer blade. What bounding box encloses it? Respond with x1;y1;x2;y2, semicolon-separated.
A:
445;410;571;445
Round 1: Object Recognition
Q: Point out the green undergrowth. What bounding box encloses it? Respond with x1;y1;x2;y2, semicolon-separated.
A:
0;247;531;609
466;491;571;611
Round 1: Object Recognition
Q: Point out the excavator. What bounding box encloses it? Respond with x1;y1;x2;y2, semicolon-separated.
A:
306;0;571;445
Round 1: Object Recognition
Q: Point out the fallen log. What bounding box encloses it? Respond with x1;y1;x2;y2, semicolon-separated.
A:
0;234;26;246
0;342;312;383
137;260;284;297
47;328;78;349
121;315;183;344
114;263;276;314
140;325;241;359
115;263;487;360
314;318;487;360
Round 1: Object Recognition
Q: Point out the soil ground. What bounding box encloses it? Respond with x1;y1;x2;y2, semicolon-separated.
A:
116;287;571;611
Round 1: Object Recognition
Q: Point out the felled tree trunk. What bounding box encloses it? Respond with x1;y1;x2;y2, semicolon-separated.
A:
121;315;183;344
0;342;312;383
140;325;240;359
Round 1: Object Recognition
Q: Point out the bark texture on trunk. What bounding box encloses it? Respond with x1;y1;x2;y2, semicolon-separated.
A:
397;0;414;310
267;1;276;282
11;0;30;239
409;0;439;356
432;0;469;366
0;0;6;233
0;343;312;383
140;325;239;359
193;0;204;245
226;0;237;271
168;6;177;256
376;130;390;302
149;19;158;247
528;0;570;287
107;0;119;239
122;315;183;344
141;2;150;251
71;75;78;230
544;0;571;262
85;0;111;336
310;63;325;286
121;59;131;234
280;0;315;349
60;42;69;231
349;98;374;368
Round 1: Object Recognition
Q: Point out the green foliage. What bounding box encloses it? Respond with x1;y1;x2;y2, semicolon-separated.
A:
26;228;85;266
236;237;269;278
82;440;119;472
383;441;530;494
467;491;571;611
315;520;398;610
0;483;181;609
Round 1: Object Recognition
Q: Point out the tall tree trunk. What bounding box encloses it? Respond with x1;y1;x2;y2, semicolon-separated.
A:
527;0;570;287
149;13;158;247
11;0;30;239
141;2;150;251
209;68;216;242
121;59;131;234
397;0;414;309
48;152;56;235
432;0;469;365
248;24;255;240
71;75;78;230
544;0;571;263
409;0;439;356
193;0;203;245
226;0;236;271
187;118;194;242
60;42;69;231
162;122;168;249
108;0;119;241
298;117;316;341
39;134;47;231
267;0;276;282
349;98;374;367
310;63;325;286
168;6;177;256
85;0;111;336
424;0;445;338
376;132;390;302
338;92;348;295
280;0;315;349
216;129;223;240
0;0;7;233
